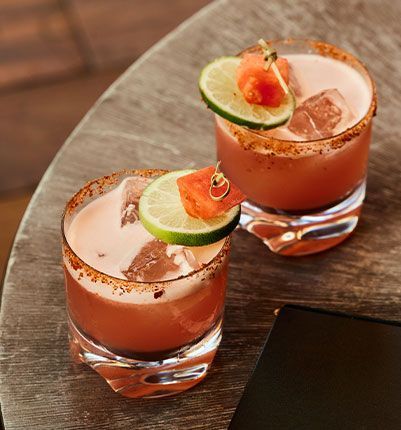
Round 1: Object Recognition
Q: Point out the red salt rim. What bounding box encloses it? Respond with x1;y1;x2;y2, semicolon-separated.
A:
224;38;377;157
61;169;231;295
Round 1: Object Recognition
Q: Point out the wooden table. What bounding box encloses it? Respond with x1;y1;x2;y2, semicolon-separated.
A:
1;0;401;428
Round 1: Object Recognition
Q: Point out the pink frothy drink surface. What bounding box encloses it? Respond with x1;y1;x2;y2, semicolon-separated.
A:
67;177;223;286
216;54;373;211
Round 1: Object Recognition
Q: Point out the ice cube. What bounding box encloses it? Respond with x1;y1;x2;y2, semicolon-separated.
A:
120;177;150;226
288;89;355;140
122;240;177;282
166;245;200;273
122;240;200;282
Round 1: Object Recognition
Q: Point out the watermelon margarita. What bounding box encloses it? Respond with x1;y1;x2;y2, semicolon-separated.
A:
206;40;377;255
62;170;231;398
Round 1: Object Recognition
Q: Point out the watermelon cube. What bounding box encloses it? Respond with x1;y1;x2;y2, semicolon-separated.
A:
177;166;246;219
236;54;289;107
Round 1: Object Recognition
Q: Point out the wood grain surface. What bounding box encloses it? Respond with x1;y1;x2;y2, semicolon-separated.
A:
69;0;212;68
1;0;401;428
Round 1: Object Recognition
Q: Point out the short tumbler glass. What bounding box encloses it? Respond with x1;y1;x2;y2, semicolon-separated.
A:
215;39;377;256
62;170;230;398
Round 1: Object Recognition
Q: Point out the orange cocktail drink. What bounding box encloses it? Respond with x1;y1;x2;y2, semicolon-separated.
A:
62;170;230;398
212;40;377;255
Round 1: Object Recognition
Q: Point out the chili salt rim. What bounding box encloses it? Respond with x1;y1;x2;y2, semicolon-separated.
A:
61;169;231;296
226;39;377;157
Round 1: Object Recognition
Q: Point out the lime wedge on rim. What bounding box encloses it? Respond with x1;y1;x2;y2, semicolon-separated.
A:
199;56;295;130
138;170;240;246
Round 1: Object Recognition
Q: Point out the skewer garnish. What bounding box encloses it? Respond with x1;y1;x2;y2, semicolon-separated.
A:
209;161;231;201
258;38;289;95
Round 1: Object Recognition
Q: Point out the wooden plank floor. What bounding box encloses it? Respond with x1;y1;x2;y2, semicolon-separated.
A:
0;0;212;92
0;68;124;191
0;191;33;284
0;0;211;279
0;0;85;90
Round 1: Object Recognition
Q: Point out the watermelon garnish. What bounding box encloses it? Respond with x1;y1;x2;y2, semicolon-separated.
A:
237;54;289;107
177;165;246;219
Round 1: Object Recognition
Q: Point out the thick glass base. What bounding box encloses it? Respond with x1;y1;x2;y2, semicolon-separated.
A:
239;181;365;256
68;316;222;398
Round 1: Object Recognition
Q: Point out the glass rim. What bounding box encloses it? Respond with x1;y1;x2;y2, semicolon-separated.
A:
223;38;377;156
61;169;231;291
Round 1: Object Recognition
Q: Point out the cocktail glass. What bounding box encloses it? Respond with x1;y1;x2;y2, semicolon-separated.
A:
215;39;377;256
62;170;230;398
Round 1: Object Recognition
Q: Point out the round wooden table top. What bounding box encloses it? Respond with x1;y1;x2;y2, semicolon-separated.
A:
1;0;401;428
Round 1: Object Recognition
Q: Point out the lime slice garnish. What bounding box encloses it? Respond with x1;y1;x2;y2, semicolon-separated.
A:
138;170;240;246
199;56;295;130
